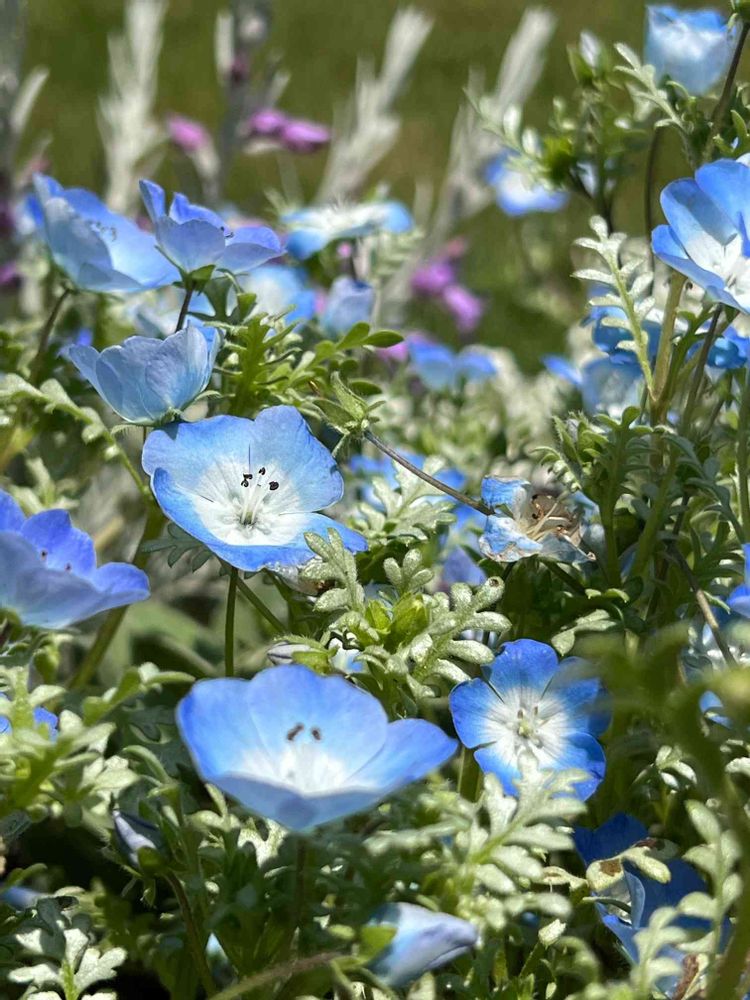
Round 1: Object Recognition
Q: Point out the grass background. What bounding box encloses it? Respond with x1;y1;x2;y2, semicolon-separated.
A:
24;0;717;365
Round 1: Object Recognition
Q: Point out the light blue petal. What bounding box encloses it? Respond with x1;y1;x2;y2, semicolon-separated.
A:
285;228;327;259
694;160;750;239
0;491;25;532
479;515;541;562
348;718;456;791
543;354;583;388
139;179;167;222
480;478;530;516
573;812;649;866
20;510;96;575
483;639;560;698
321;276;374;336
368;903;477;987
155;217;225;274
216;226;283;274
554;731;607;800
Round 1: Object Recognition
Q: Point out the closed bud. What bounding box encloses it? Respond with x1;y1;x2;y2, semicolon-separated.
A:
113;810;164;874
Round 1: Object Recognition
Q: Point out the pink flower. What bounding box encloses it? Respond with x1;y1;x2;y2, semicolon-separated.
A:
167;114;211;154
440;284;485;335
412;258;456;297
247;107;289;137
280;118;330;153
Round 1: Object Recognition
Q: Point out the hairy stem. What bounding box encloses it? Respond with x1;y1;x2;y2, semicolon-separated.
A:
234;573;286;633
28;286;72;385
175;281;194;333
165;872;216;997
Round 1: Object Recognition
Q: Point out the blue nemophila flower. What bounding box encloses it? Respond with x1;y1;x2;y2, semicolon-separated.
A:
321;276;374;336
652;158;750;313
0;692;58;738
367;902;478;987
64;323;220;425
177;665;456;831
544;354;644;418
140;180;282;279
449;639;607;800
0;491;149;629
407;337;497;392
142;407;366;572
479;478;589;564
240;264;316;324
575;813;716;997
728;544;750;618
644;5;736;97
33;175;177;293
485;153;569;217
350;452;467;511
282;201;413;259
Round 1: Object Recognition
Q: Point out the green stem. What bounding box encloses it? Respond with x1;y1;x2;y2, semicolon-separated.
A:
678;306;724;436
650;273;685;422
106;431;152;503
225;567;239;677
211;952;346;1000
234;574;286;633
630;451;678;579
737;366;750;540
28;286;72;385
643;127;662;248
165;873;216;997
704;22;750;162
72;505;164;689
364;430;491;515
175;281;194;333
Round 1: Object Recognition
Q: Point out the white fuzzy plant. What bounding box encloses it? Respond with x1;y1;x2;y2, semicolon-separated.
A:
98;0;167;214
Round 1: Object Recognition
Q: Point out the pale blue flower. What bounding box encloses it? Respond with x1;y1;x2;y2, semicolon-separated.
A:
367;902;478;987
449;639;607;800
0;491;149;629
479;478;589;564
0;692;58;738
33;175;177;293
282;201;412;259
728;544;750;618
64;323;220;425
240;264;316;324
652;158;750;312
142;407;367;572
321;276;374;336
177;665;456;831
485;153;569;217
544;353;644;418
645;5;736;96
408;337;497;391
140;180;282;278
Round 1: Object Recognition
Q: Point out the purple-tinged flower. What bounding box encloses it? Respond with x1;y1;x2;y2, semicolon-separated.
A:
280;118;331;154
246;107;289;137
412;258;457;298
450;639;607;800
440;284;485;335
0;491;149;629
0;261;21;293
177;665;456;831
142;407;367;572
645;5;736;96
320;275;374;336
167;114;211;154
367;902;478;987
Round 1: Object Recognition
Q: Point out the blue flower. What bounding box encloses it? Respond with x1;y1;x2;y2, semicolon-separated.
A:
33;175;177;293
350;453;466;509
0;692;58;738
367;902;478;987
584;299;661;361
645;5;736;96
282;201;412;259
64;323;220;425
140;180;282;279
485;153;569;217
728;544;750;618
479;478;589;564
0;491;149;629
449;639;607;800
652;158;750;312
575;813;717;996
320;276;374;336
177;665;456;831
142;407;367;572
408;338;497;392
239;264;316;324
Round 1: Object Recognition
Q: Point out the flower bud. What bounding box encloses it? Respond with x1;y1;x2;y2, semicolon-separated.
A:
113;810;164;873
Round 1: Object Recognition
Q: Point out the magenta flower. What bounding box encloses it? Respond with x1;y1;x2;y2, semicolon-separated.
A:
280;118;330;153
167;114;211;154
412;258;456;297
441;284;485;335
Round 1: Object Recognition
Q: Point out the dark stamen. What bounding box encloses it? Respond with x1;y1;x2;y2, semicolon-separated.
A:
241;473;252;487
269;481;279;491
64;563;72;572
311;727;322;741
258;466;266;475
286;723;304;742
40;549;48;559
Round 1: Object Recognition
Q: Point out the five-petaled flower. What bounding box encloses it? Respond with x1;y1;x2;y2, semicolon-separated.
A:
479;477;589;563
449;639;607;800
33;174;177;294
139;180;282;280
367;902;478;987
177;664;456;831
407;336;496;392
281;200;412;259
64;323;220;425
0;491;149;629
142;406;367;572
485;152;569;217
644;5;736;97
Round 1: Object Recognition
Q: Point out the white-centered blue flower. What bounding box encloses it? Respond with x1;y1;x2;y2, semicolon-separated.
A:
177;665;456;831
367;902;478;987
479;478;589;564
485;153;569;217
142;407;367;572
140;180;282;279
0;491;149;629
282;201;412;259
320;276;374;336
407;337;497;391
239;264;316;324
64;323;220;425
449;639;607;800
652;158;750;313
33;175;178;294
644;5;736;96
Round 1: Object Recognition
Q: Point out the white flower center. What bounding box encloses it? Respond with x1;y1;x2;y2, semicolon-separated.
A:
488;686;570;768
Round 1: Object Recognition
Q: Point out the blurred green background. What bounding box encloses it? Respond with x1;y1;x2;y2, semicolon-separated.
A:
24;0;720;365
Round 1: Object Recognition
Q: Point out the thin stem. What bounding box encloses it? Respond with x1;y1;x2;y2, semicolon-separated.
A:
643;127;662;248
28;286;72;385
293;839;307;952
210;951;346;1000
175;281;194;333
364;430;491;515
667;545;736;667
72;505;164;689
737;365;750;540
106;431;152;502
704;22;750;162
234;573;286;633
165;873;216;997
679;306;724;436
225;567;239;677
650;273;685;421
